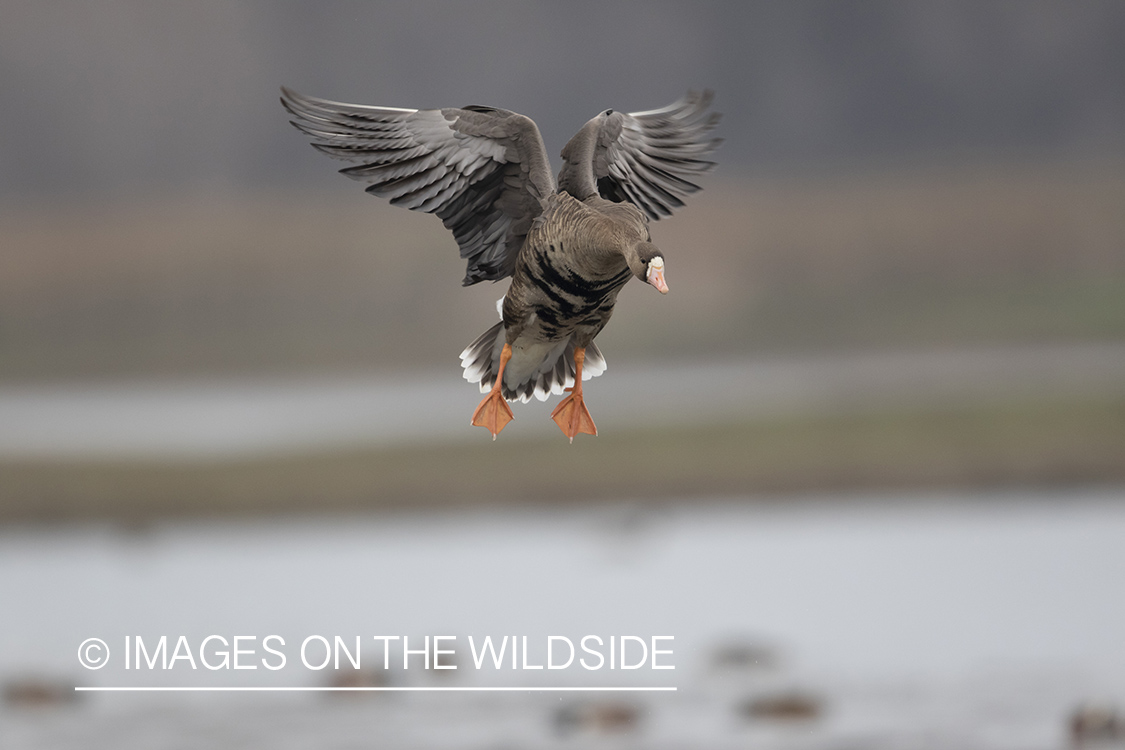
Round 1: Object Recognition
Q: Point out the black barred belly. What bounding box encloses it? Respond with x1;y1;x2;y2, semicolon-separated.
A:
527;244;632;342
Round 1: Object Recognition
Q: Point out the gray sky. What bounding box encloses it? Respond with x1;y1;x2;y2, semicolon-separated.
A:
2;1;1124;199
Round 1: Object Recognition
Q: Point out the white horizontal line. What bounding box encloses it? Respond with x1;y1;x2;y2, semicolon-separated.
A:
75;686;676;692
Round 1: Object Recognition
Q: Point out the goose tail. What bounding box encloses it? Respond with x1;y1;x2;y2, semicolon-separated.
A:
460;320;507;394
460;301;606;403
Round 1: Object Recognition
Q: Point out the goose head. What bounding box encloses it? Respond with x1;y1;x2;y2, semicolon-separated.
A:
624;240;669;294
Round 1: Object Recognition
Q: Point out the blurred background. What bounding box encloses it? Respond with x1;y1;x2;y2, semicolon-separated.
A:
2;1;1124;747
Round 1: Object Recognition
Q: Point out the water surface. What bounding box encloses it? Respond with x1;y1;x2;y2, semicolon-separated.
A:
3;490;1124;748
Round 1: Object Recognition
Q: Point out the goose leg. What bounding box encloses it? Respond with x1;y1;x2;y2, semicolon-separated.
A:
551;347;598;442
471;343;514;440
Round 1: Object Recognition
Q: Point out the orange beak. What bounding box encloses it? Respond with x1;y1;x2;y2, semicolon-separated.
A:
646;263;669;294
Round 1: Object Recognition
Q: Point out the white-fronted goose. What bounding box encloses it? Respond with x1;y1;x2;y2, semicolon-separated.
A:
281;88;721;440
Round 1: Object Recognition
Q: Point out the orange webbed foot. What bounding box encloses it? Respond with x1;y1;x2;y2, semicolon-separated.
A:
551;387;597;443
472;389;514;440
471;342;514;440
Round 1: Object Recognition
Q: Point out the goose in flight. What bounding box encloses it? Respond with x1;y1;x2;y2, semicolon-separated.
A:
281;87;721;440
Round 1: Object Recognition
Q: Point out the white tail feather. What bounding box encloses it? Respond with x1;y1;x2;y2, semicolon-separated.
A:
459;299;607;403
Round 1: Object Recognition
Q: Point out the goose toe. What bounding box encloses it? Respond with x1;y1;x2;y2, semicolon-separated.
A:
551;390;598;443
472;390;514;439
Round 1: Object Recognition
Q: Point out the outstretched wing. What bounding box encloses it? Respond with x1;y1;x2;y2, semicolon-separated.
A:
560;90;722;220
281;87;555;285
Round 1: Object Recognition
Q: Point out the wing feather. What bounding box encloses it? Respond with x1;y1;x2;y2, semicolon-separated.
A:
281;87;555;285
559;90;722;220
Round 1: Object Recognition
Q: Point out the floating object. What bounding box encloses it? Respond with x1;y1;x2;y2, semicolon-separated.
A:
1069;703;1124;746
741;691;823;722
555;700;642;735
3;677;78;708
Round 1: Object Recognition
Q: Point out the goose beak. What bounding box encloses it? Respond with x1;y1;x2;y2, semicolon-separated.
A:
646;259;669;294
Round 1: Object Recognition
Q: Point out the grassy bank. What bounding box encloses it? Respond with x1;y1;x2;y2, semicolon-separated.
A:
3;393;1122;524
2;160;1124;383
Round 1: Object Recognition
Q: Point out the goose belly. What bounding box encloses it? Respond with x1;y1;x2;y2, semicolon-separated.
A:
503;327;569;387
513;256;632;342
